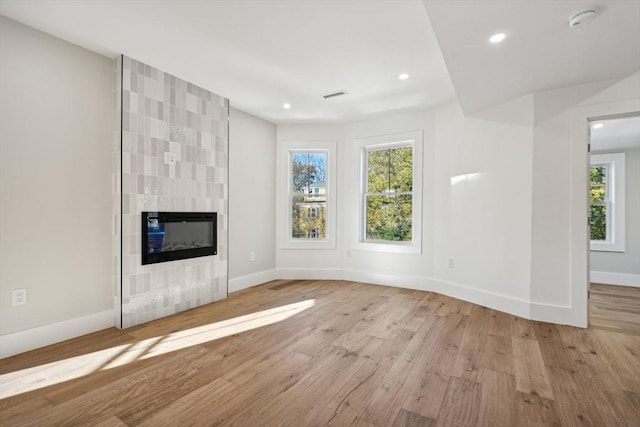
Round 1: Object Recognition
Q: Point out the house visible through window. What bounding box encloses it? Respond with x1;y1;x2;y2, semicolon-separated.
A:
289;152;327;240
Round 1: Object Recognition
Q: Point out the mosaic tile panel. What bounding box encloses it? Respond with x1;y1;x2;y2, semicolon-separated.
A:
114;55;228;329
113;55;123;328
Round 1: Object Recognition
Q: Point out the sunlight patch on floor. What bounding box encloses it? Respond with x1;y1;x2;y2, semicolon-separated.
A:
0;299;315;399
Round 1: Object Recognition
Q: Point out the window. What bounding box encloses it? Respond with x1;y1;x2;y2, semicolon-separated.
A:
589;164;608;241
356;131;423;253
277;140;336;249
365;146;413;241
290;152;326;239
590;153;625;252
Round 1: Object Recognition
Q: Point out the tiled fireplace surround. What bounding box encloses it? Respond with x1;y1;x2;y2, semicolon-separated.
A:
113;56;228;329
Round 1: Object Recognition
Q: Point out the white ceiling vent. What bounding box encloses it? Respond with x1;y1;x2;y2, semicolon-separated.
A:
323;90;348;99
569;10;597;28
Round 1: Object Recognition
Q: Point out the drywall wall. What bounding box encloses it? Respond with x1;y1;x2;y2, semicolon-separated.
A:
275;124;345;275
531;72;640;325
341;110;435;281
0;17;113;335
590;147;640;281
276;103;535;318
432;100;533;302
228;107;277;286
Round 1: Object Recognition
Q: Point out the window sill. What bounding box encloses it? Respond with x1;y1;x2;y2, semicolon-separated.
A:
590;241;625;252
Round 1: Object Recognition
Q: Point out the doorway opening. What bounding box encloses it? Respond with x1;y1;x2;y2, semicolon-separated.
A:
587;114;640;334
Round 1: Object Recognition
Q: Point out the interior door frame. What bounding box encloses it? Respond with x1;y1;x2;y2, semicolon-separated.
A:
569;101;640;328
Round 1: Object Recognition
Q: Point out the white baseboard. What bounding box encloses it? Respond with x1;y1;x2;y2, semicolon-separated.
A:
529;301;580;327
343;269;430;290
343;269;536;322
590;271;640;287
427;277;531;321
228;269;278;293
276;268;345;281
232;268;583;326
0;309;114;359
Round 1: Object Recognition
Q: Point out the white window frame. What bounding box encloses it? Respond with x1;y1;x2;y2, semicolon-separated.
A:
354;131;423;254
277;140;336;250
590;152;625;252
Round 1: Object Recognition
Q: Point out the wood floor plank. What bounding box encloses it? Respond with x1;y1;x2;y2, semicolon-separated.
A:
513;391;560;426
311;329;416;426
1;279;639;426
93;415;129;427
590;284;640;335
512;336;554;400
392;369;450;422
203;350;314;426
4;345;212;426
477;369;516;427
545;365;607;426
138;377;237;427
435;376;482;427
0;396;53;426
451;304;488;383
262;335;387;427
358;315;447;425
350;417;379;427
392;408;435;427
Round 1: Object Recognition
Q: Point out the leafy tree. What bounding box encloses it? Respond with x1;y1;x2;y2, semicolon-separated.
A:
366;147;413;241
290;152;327;239
590;166;607;240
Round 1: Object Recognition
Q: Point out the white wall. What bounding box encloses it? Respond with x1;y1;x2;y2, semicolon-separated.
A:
342;110;435;282
275;103;536;318
590;147;640;284
530;73;640;325
275;124;345;276
228;107;277;290
433;101;533;302
272;73;639;327
0;17;113;337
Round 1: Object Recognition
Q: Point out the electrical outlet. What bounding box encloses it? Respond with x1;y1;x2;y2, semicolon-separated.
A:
448;258;455;269
164;152;177;165
249;251;256;262
12;289;27;306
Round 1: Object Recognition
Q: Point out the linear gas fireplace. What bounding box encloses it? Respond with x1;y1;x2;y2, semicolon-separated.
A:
142;212;217;265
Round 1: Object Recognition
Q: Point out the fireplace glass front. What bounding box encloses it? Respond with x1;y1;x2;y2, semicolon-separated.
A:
142;212;217;265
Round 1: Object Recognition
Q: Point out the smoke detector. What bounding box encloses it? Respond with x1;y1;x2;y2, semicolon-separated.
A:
569;10;597;28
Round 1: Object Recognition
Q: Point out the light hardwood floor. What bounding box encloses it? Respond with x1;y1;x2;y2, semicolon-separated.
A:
1;280;639;426
589;283;640;336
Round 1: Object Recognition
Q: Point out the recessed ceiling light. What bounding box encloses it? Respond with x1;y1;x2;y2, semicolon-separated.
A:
283;103;291;109
398;73;410;80
489;33;506;44
592;123;604;129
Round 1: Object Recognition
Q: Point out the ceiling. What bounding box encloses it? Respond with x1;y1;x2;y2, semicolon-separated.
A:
424;0;640;114
1;0;638;124
0;0;455;124
591;115;640;151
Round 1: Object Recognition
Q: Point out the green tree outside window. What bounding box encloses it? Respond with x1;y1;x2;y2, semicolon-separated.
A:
365;146;413;242
590;165;607;241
